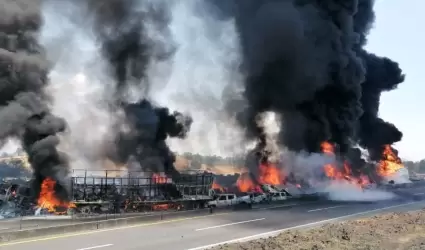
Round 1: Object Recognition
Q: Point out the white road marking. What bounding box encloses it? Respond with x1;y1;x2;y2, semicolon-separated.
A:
195;218;265;231
76;244;113;250
187;201;420;250
257;203;301;210
307;205;344;212
414;192;425;195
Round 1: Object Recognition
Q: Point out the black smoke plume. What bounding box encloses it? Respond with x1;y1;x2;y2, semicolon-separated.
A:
0;0;70;201
210;0;405;171
354;0;405;161
86;0;191;176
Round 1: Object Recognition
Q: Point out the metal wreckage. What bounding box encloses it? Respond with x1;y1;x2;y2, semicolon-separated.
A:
0;169;215;218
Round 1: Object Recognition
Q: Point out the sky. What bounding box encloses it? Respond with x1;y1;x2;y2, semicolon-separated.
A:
366;0;424;161
0;0;422;161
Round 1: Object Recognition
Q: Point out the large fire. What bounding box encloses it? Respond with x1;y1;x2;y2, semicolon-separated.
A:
377;145;404;177
236;173;259;192
321;142;370;187
235;162;284;192
37;177;75;214
213;142;403;193
258;162;283;185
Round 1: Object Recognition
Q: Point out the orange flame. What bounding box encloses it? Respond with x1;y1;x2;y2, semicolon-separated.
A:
377;145;404;177
37;177;75;214
321;141;370;188
152;204;170;210
235;162;283;192
258;162;284;185
236;173;262;192
152;173;168;184
321;141;335;155
212;181;226;192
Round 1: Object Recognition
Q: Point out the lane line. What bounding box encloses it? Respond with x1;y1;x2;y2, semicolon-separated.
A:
195;218;265;231
257;203;301;210
0;201;308;247
187;201;421;250
414;192;425;195
0;212;230;247
307;205;344;212
76;244;113;250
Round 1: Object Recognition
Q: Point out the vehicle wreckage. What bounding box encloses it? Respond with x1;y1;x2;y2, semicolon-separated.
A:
0;169;215;217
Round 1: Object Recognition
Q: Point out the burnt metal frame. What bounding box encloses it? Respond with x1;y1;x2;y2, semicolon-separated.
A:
70;169;214;202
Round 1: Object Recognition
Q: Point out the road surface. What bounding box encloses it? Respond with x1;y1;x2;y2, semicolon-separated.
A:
1;181;424;232
1;192;425;250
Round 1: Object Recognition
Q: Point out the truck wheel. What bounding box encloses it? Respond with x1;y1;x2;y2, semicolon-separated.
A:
80;206;91;215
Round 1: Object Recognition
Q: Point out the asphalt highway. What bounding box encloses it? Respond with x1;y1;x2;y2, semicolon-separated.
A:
1;189;425;250
1;182;424;231
0;211;164;232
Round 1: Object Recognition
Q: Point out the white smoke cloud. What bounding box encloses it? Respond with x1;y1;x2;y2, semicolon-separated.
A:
40;1;118;170
0;138;20;155
146;0;249;157
323;181;395;201
280;149;395;201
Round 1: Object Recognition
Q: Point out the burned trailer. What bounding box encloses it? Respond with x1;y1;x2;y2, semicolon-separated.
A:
69;169;214;214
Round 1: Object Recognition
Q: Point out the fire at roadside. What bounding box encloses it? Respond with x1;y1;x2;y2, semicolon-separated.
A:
212;142;410;197
0;0;413;221
0;169;212;218
0;140;410;219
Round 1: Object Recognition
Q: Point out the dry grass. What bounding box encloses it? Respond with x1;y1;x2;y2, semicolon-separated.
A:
213;209;425;250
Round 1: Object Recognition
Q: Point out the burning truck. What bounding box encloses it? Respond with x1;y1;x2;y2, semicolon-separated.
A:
0;169;214;217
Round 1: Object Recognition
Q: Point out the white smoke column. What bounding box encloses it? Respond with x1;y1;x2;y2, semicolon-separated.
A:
256;111;282;161
282;150;334;185
40;1;118;170
147;0;249;157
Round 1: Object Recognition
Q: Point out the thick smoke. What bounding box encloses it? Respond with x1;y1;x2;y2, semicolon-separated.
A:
210;0;405;174
0;0;70;200
86;0;192;176
354;0;405;162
